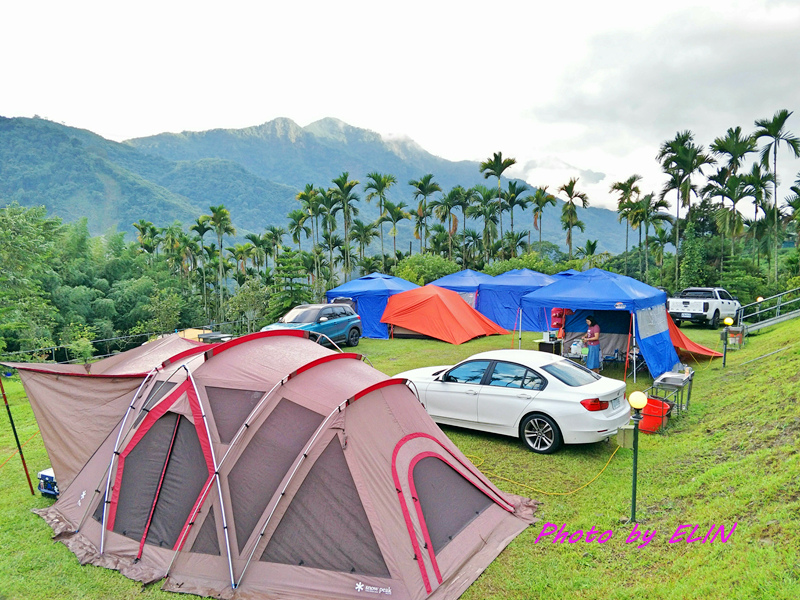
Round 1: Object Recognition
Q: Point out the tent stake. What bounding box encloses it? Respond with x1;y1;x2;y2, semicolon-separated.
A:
1;375;35;495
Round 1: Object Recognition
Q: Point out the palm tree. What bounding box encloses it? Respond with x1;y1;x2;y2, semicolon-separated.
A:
408;174;442;252
351;218;380;259
610;175;642;276
504;181;530;234
287;209;311;252
560;205;585;262
650;224;672;287
379;200;411;260
530;186;557;248
710;126;757;178
743;163;775;265
160;221;184;276
190;216;212;317
320;231;343;285
208;205;235;320
657;130;716;282
364;172;397;257
754;109;800;280
330;172;360;279
430;186;465;260
502;230;528;259
133;219;159;264
558;177;589;259
479;152;516;238
638;193;672;282
265;225;287;267
785;179;800;248
228;242;255;274
462;228;482;269
467;185;499;263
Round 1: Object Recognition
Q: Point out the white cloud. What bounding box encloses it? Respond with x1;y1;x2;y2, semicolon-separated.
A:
2;0;799;212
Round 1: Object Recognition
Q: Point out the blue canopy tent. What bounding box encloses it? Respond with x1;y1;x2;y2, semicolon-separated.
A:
325;273;419;339
476;269;557;331
430;269;494;307
520;268;679;379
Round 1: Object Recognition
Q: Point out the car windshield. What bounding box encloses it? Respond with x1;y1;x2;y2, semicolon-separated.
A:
541;359;600;386
281;307;319;323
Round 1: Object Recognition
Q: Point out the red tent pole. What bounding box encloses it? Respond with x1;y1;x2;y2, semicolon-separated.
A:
1;375;36;495
623;314;633;384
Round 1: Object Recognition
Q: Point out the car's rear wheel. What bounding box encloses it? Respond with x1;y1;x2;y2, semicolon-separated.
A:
674;318;681;327
709;310;720;329
346;327;360;347
520;414;562;454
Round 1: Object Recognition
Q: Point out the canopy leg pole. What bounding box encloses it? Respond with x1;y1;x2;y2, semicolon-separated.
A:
518;308;522;350
632;313;638;383
1;376;35;495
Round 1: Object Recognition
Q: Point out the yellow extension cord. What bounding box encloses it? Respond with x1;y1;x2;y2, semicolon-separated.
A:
466;443;622;496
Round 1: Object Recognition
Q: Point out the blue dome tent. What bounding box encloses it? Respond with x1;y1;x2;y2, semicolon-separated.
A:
429;269;495;307
520;268;678;379
476;269;557;331
326;273;419;339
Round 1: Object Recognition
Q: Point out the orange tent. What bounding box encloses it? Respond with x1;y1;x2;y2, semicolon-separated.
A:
381;285;509;345
667;314;722;357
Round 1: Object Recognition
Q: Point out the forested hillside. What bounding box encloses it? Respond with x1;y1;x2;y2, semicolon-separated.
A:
0;115;627;253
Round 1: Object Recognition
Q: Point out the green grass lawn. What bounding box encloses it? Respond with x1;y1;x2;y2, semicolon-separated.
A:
1;323;799;599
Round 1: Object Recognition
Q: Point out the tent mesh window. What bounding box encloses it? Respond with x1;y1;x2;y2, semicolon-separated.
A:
261;437;390;577
205;386;265;444
191;506;220;556
227;399;324;554
413;456;493;554
97;412;209;549
133;381;177;427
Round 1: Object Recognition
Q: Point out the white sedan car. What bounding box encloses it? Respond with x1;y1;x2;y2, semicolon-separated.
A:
395;349;630;454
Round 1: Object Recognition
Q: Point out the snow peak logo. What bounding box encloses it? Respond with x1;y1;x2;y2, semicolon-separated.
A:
354;581;392;595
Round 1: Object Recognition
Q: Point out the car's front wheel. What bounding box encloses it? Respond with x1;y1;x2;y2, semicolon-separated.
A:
346;327;360;347
520;414;563;454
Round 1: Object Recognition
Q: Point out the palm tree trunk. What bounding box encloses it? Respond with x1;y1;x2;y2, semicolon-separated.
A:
773;145;779;283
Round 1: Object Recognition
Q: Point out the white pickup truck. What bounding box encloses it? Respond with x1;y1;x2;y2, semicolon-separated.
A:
667;287;741;328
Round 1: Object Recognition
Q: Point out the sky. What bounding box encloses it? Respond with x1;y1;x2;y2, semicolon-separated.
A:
3;0;800;212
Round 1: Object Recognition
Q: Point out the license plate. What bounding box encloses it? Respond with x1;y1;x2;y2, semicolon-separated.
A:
681;313;692;318
611;398;620;410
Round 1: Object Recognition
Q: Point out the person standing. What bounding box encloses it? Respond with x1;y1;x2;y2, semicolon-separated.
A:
583;316;601;373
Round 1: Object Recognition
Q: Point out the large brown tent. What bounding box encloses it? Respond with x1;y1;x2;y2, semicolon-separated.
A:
381;285;509;345
2;334;206;490
34;331;536;600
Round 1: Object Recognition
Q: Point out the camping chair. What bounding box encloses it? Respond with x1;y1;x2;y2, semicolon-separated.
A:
600;349;619;371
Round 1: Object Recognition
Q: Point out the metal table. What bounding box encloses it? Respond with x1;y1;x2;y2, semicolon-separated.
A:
648;370;694;415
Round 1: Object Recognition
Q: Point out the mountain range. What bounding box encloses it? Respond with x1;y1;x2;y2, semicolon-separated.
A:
0;115;627;254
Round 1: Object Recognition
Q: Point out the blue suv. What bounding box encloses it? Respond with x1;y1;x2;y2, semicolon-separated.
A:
261;304;362;347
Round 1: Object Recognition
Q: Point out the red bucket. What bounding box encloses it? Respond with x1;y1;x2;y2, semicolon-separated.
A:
639;397;669;433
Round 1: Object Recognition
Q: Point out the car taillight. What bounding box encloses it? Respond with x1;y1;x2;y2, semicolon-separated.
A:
580;398;609;411
703;302;709;312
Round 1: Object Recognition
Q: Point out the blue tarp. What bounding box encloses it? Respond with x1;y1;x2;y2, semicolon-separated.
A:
520;268;679;379
476;269;556;331
326;273;419;339
430;269;494;293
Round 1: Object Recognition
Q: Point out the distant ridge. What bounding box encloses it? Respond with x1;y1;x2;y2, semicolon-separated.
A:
1;115;627;253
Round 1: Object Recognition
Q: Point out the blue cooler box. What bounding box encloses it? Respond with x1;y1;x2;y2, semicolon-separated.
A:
37;467;59;499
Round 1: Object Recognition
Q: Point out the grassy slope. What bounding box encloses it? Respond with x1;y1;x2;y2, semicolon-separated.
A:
1;324;798;600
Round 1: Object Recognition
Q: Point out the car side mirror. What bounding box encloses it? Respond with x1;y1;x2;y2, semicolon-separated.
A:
278;317;284;323
318;316;328;323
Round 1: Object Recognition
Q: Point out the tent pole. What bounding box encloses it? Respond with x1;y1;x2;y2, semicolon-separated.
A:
631;313;638;383
100;368;161;553
235;396;357;589
186;371;237;590
518;308;522;350
1;375;35;495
